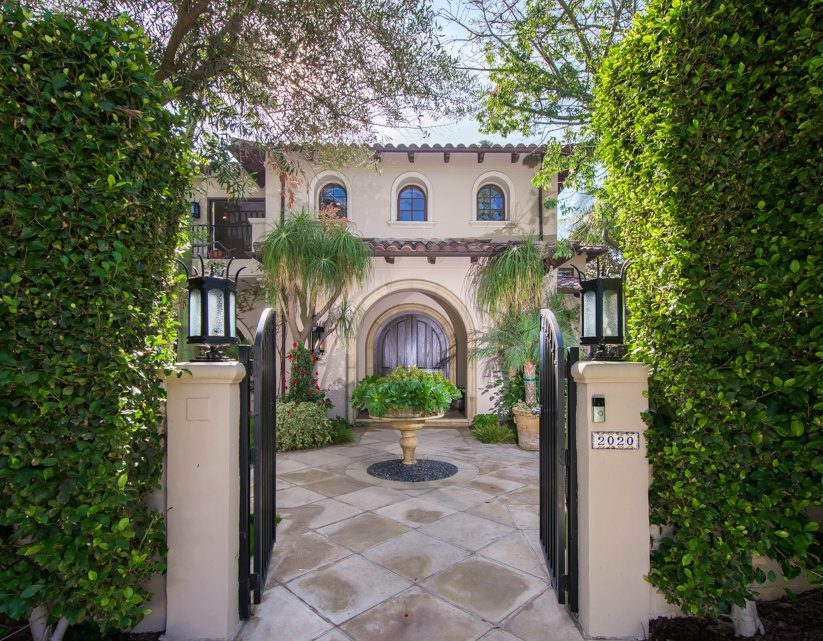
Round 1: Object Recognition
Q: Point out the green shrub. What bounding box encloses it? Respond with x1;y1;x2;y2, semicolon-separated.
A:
471;414;517;444
0;6;191;633
594;0;823;617
351;366;461;417
328;416;355;445
276;401;332;451
471;413;499;430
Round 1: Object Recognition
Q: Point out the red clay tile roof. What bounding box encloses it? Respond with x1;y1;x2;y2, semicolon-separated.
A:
364;238;606;266
556;271;583;294
372;143;544;154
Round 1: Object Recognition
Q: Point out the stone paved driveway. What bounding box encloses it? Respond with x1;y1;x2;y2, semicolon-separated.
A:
238;426;583;641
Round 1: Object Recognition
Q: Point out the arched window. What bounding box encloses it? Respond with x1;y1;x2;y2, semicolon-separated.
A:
397;185;427;221
319;183;347;217
476;184;506;221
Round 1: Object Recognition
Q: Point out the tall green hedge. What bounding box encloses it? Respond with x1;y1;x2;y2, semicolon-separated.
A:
594;0;822;617
0;6;191;631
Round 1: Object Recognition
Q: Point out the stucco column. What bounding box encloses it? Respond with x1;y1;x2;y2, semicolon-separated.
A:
572;361;650;640
163;361;245;641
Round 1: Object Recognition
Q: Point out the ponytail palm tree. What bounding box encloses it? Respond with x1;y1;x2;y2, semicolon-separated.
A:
470;235;546;406
474;310;541;406
470;235;578;407
260;210;371;346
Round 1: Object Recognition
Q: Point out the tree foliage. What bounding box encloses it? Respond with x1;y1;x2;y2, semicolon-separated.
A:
594;0;823;619
447;0;637;191
0;5;191;637
44;0;474;167
260;210;371;346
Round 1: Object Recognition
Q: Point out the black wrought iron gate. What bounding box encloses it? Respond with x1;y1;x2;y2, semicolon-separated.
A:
539;309;579;612
238;308;277;619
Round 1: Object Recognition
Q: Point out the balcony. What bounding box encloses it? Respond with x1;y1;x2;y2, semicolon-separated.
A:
191;223;255;260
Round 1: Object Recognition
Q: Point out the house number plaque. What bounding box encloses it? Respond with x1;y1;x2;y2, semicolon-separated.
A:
591;431;640;450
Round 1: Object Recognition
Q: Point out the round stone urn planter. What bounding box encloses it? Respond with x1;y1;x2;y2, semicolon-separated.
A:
370;410;444;465
512;406;540;451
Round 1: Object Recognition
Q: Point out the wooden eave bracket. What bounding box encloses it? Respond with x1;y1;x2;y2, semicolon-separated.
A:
384;256;395;264
511;153;520;163
477;152;485;163
444;152;451;163
407;151;415;163
427;256;436;264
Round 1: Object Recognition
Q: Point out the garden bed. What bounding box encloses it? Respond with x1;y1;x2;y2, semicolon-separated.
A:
649;589;823;641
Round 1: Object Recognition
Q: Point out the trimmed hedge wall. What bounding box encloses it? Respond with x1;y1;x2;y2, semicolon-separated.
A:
0;6;191;631
594;0;822;617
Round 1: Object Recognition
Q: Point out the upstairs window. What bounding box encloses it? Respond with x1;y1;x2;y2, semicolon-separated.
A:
397;185;427;221
476;184;506;221
319;182;347;217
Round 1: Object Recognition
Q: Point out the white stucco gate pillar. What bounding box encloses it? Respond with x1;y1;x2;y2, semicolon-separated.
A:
572;360;650;639
163;361;245;641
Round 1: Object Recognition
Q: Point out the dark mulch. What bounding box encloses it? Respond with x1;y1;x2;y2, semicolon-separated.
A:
650;589;823;641
367;458;458;482
0;616;161;641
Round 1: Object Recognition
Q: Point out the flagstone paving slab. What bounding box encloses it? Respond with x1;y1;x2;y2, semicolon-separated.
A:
334;485;409;511
304;475;371;498
341;587;491;641
504;589;583;641
423;556;546;623
288;555;412;625
363;529;469;582
280;498;364;532
278;485;327;508
479;629;530;641
269;530;352;583
373;496;456;527
239;427;583;641
318;512;410;552
479;530;549;579
423;485;492;510
419;512;514;551
238;585;332;641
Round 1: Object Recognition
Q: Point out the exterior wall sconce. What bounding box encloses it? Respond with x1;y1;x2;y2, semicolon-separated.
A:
592;396;606;423
178;257;245;360
311;324;326;355
190;201;201;219
572;258;625;358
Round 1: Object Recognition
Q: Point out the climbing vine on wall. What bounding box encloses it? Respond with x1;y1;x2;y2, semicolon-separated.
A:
594;0;823;618
0;5;191;633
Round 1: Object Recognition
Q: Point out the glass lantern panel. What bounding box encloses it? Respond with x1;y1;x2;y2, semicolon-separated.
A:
189;289;202;336
603;288;619;336
208;288;225;336
229;291;236;338
583;290;597;337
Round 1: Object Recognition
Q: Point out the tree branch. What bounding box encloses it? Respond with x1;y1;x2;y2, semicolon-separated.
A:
155;0;211;83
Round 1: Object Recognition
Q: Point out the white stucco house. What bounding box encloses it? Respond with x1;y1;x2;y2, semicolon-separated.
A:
192;143;604;423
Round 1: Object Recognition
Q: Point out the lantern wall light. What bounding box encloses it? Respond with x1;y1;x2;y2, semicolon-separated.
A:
190;201;201;219
571;257;625;359
178;257;245;361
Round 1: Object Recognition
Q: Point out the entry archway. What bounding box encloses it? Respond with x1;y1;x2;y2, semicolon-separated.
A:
346;279;477;420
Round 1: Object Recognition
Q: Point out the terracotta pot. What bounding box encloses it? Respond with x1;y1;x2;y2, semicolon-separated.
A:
513;407;539;451
208;249;224;259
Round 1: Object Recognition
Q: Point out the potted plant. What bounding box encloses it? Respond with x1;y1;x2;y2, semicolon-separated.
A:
473;310;542;450
351;366;461;464
351;366;461;418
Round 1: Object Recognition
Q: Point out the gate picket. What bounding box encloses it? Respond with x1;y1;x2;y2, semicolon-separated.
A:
239;308;277;619
539;309;578;612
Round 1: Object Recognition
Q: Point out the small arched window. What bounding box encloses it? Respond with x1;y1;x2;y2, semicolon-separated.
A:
476;184;506;221
397;185;427;222
319;183;347;217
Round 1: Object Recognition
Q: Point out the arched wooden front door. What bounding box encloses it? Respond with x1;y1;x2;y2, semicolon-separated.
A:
375;313;450;377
